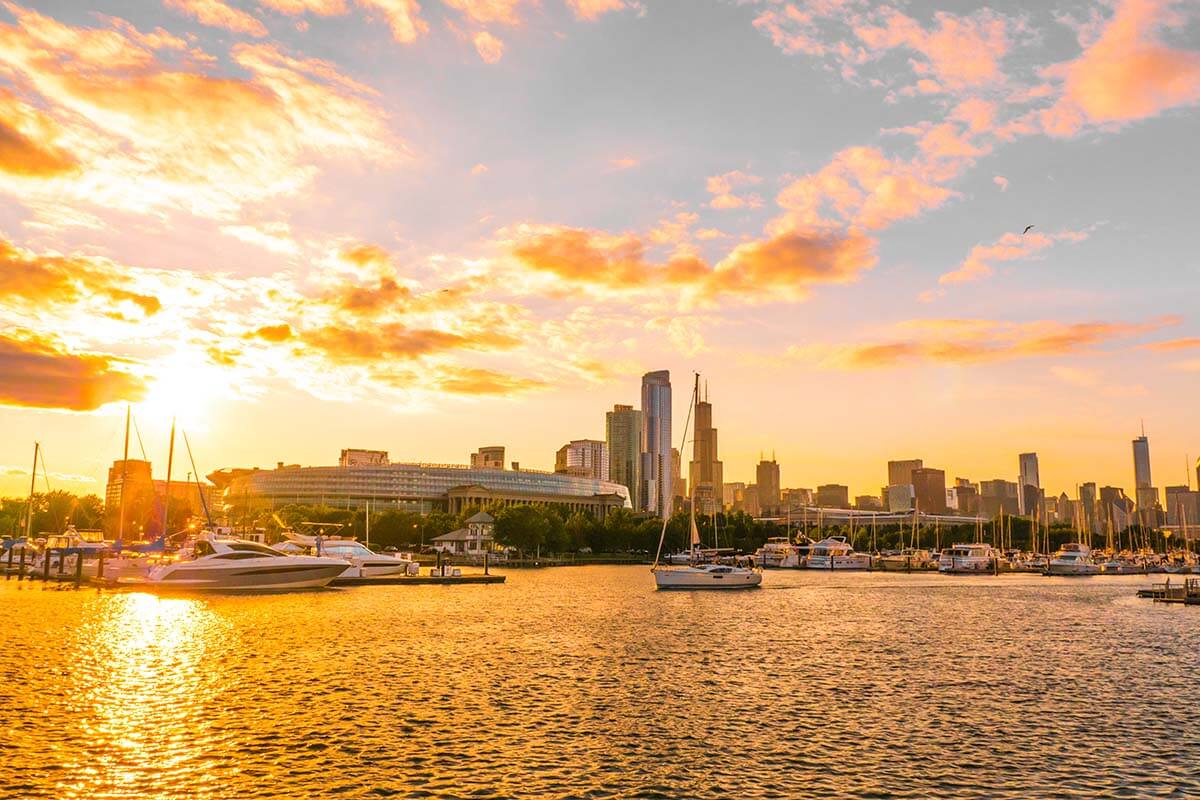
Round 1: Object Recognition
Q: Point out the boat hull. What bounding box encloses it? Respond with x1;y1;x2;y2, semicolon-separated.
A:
146;562;347;590
806;556;872;571
653;569;762;590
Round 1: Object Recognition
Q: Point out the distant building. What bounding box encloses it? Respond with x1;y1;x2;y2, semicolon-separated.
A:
688;390;724;516
855;494;883;511
1018;452;1040;515
671;448;687;513
912;468;947;514
979;479;1019;517
887;459;923;488
816;484;849;509
955;484;980;516
886;484;915;512
722;481;746;509
430;511;498;557
1132;432;1159;523
742;484;761;517
756;456;781;516
1165;486;1200;529
555;439;609;481
605;405;642;511
106;459;212;537
640;370;673;519
339;449;389;467
782;487;813;508
1079;482;1099;533
470;446;506;470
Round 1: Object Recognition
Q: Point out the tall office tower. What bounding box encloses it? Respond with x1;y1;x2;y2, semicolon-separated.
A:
1132;432;1158;512
1079;482;1098;534
887;459;923;487
912;467;947;514
816;484;850;509
555;439;609;481
640;370;672;519
671;448;687;513
605;405;642;511
688;388;723;516
470;446;505;470
980;479;1020;517
1018;452;1040;515
756;456;781;515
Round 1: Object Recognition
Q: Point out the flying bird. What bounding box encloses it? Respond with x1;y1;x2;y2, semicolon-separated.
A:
1022;225;1035;235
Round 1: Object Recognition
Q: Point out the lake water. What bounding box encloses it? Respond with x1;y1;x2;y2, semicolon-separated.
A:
1;567;1198;799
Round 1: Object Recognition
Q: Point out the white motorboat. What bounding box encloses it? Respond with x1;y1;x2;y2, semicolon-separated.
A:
804;537;872;571
875;548;935;571
754;537;802;569
143;534;347;590
1046;543;1101;576
1101;556;1144;574
315;539;419;580
938;543;1001;574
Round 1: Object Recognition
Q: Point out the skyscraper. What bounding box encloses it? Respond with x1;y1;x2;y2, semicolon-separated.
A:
756;455;781;515
1018;452;1040;516
605;404;642;511
555;439;609;481
912;467;947;514
688;387;723;516
640;370;672;519
887;459;923;487
1132;432;1158;512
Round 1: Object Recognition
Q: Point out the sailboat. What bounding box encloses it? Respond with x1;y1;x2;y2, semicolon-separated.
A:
652;373;762;590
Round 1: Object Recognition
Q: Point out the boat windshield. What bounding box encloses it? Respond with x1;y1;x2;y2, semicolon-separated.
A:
323;542;373;557
224;542;285;557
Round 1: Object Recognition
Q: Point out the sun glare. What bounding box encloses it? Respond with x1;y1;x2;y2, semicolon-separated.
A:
137;356;225;431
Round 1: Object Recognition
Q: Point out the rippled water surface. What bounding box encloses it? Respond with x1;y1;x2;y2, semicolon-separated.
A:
2;568;1199;799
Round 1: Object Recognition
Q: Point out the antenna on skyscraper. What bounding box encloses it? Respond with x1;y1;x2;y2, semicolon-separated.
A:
1141;418;1145;437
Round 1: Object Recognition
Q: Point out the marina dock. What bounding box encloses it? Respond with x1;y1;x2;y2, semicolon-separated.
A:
1136;578;1200;604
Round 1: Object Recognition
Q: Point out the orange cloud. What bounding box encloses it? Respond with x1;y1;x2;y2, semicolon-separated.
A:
299;321;520;363
444;0;522;25
566;0;625;21
0;237;161;317
249;324;295;343
823;317;1176;369
609;156;639;170
509;225;876;301
706;170;763;210
939;229;1089;286
433;367;547;395
0;5;399;221
776;145;956;231
164;0;268;37
993;175;1009;191
473;30;505;64
0;100;77;177
1041;0;1200;136
0;332;145;410
1143;337;1200;352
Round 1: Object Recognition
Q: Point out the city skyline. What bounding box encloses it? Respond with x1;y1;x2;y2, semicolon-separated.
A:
1;0;1198;503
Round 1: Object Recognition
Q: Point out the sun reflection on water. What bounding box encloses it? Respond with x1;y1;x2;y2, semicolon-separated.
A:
56;592;231;800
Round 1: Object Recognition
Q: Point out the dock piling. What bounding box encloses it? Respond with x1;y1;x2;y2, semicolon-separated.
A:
43;550;51;581
5;546;12;580
18;549;27;581
97;552;105;581
74;553;83;587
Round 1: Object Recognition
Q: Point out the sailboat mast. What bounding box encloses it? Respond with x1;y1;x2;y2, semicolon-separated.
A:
117;406;130;542
651;372;699;571
161;418;176;539
24;441;39;540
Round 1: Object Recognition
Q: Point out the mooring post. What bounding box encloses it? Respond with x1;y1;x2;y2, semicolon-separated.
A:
18;548;27;581
436;549;442;576
43;550;52;581
57;550;65;577
5;546;12;580
97;552;105;581
74;552;83;587
484;552;489;575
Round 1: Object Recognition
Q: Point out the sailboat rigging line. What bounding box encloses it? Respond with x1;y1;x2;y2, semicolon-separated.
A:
651;372;700;572
131;414;149;462
183;429;213;526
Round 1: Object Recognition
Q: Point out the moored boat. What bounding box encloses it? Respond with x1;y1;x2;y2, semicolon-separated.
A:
938;543;1001;574
754;537;801;569
1046;543;1101;576
805;536;872;571
875;548;935;571
143;534;347;591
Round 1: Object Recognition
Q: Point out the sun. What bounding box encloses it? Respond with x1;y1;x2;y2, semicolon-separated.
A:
136;355;226;431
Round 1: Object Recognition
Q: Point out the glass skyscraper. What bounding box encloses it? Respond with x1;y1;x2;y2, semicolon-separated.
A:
640;370;672;519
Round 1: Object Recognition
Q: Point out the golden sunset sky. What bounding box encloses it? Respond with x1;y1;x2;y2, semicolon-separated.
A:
0;0;1198;500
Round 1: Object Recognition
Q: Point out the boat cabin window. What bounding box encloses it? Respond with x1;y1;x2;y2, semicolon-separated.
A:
226;542;284;557
212;552;262;560
194;541;216;557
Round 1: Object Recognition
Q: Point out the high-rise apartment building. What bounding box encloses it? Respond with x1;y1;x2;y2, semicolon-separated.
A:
688;389;723;515
912;467;947;514
816;484;849;509
555;439;609;481
1132;433;1159;515
1165;485;1200;529
605;404;642;511
1079;482;1098;533
640;370;672;519
888;459;923;488
980;479;1019;517
756;456;781;515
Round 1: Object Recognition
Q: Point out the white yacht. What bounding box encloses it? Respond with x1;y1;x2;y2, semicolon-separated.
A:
938;543;1001;574
754;537;802;569
315;539;419;580
875;548;935;571
143;534;347;590
804;537;872;571
654;561;763;590
1046;543;1101;576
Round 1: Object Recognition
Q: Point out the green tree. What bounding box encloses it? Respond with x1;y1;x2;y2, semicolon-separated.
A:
493;504;551;556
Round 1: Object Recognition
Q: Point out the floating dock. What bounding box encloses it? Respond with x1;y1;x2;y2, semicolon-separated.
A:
1137;578;1200;604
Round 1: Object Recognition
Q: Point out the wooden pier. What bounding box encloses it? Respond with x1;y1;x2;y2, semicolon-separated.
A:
1137;578;1200;604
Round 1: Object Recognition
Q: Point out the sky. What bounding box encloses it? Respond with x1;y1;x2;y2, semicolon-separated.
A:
0;0;1198;501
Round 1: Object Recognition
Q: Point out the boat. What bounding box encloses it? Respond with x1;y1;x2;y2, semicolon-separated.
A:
754;536;802;568
651;372;762;590
283;535;419;579
875;548;935;571
804;536;872;570
1046;543;1101;576
142;533;347;590
1101;555;1144;574
938;543;1001;574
